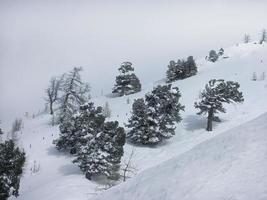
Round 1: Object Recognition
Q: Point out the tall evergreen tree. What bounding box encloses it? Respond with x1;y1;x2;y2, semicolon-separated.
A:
112;62;141;96
127;84;184;145
0;140;26;200
55;102;105;154
194;79;244;131
127;98;158;144
73;121;125;180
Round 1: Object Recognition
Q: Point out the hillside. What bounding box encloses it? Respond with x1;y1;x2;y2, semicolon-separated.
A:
7;42;267;200
95;112;267;200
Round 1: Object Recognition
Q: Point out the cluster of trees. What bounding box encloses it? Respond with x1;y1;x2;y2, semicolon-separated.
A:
0;134;26;200
244;29;266;44
54;102;126;180
45;67;91;124
207;48;224;62
126;79;244;146
166;56;197;82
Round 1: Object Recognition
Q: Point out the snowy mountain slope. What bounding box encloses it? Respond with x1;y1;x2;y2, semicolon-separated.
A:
95;112;267;200
7;42;267;200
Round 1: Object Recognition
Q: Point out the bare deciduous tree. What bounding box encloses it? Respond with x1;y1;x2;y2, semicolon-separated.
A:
45;76;62;115
121;148;137;182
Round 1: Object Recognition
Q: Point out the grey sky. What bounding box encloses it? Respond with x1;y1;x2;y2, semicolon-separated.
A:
0;0;267;121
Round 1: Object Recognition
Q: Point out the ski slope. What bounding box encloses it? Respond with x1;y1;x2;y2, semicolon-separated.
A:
95;112;267;200
5;42;267;200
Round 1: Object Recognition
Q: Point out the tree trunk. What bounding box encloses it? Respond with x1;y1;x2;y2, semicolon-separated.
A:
49;102;54;115
206;108;213;131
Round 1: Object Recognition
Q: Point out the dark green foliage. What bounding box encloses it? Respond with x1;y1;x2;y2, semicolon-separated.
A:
208;50;219;62
55;102;125;180
127;84;184;145
127;98;157;144
74;121;125;180
55;102;105;154
0;140;26;200
112;62;141;96
218;48;224;56
194;79;244;131
166;56;197;82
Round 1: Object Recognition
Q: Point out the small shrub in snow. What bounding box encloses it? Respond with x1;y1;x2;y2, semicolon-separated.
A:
127;84;184;145
252;72;257;81
112;62;141;96
194;79;244;131
244;34;250;43
259;29;266;44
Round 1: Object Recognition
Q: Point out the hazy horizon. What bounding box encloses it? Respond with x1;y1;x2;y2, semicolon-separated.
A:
1;0;267;121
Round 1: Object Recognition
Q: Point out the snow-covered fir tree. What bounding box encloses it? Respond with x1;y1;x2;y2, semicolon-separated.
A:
127;84;184;145
55;101;125;180
54;102;105;154
194;79;244;131
73;121;125;180
166;56;197;82
208;50;219;62
57;67;90;123
112;62;141;96
0;140;26;200
127;98;158;145
218;48;224;56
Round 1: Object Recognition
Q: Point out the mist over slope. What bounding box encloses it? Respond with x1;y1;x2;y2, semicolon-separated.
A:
4;42;266;200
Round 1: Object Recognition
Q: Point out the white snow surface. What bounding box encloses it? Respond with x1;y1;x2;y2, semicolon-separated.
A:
4;42;267;200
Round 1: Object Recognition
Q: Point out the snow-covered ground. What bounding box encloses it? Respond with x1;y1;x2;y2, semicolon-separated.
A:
3;42;267;200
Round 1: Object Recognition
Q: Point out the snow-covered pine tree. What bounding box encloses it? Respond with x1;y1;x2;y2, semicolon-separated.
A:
166;57;197;82
185;56;197;77
0;140;26;200
127;84;184;145
55;102;105;154
146;84;184;140
259;29;266;44
208;50;219;62
58;67;90;123
73;121;125;180
127;98;158;145
194;79;244;131
112;62;141;96
218;48;224;57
